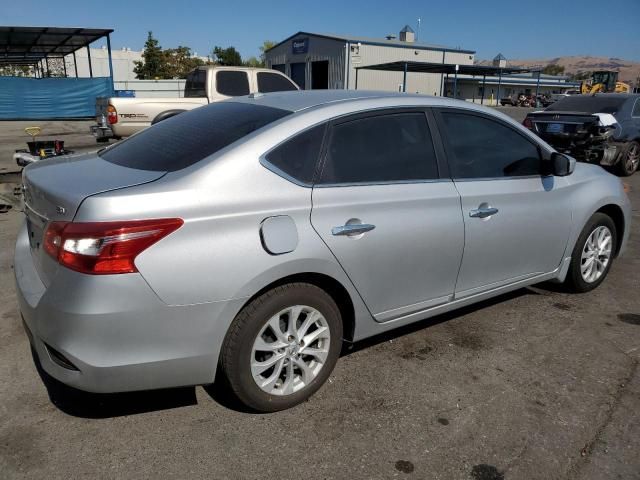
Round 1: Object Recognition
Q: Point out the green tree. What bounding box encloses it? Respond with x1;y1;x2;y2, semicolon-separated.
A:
542;64;565;76
243;56;262;68
164;46;206;78
259;40;276;64
134;31;167;79
212;46;243;66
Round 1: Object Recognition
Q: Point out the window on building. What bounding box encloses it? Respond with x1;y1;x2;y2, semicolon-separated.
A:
265;124;326;184
319;112;439;184
216;71;250;96
257;72;298;93
440;111;541;178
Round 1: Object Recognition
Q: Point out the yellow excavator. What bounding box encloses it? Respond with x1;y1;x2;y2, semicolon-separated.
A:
581;71;631;94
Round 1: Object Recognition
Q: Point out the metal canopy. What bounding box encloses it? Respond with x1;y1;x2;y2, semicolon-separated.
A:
0;26;113;65
355;61;540;76
354;60;544;104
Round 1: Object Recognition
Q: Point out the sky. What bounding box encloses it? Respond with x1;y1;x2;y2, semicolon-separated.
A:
2;0;640;61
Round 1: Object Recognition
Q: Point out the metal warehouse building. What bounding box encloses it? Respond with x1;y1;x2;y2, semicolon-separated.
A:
265;26;475;95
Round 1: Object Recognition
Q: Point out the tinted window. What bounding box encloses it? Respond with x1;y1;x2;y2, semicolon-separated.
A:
216;71;250;96
548;96;627;114
265;124;325;184
320;113;438;184
184;69;207;98
441;112;540;178
257;72;297;93
633;99;640;117
100;102;291;172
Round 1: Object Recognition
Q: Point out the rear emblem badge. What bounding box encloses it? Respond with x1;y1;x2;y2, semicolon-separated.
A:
56;206;66;215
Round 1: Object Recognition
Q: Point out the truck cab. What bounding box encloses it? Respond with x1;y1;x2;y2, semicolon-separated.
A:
92;66;298;141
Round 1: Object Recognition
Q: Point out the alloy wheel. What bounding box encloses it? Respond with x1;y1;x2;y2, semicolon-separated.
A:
626;143;640;173
580;226;612;283
251;305;330;396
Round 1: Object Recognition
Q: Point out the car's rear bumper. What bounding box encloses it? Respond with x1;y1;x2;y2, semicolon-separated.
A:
14;221;246;393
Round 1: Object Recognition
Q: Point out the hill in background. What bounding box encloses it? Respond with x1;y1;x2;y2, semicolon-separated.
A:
477;56;640;84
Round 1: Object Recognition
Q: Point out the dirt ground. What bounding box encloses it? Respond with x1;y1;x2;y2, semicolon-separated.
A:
0;112;639;480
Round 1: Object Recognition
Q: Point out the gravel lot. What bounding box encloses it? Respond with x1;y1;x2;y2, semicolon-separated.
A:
1;111;639;480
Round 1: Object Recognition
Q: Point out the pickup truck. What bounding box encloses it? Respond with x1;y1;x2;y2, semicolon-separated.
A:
91;66;298;142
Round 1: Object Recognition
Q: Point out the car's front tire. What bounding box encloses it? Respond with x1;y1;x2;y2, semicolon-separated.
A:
565;213;617;293
221;283;343;412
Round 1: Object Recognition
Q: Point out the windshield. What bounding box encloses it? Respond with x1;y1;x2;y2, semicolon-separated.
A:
547;96;627;115
99;102;292;172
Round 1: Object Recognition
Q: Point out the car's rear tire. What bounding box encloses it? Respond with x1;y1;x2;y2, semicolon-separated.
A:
221;283;343;412
565;213;616;293
616;141;639;177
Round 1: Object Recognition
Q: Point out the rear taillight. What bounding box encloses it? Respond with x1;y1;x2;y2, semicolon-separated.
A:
107;104;118;124
522;117;533;129
43;219;183;275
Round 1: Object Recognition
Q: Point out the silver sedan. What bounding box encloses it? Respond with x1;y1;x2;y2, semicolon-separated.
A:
14;90;631;412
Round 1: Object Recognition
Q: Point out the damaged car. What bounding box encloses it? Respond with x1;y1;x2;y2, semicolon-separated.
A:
523;94;640;176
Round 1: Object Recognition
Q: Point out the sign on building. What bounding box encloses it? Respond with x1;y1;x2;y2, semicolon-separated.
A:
292;38;309;54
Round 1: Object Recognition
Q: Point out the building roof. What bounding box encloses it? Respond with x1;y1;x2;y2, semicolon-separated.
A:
493;53;506;61
0;26;113;65
267;31;475;54
400;25;414;33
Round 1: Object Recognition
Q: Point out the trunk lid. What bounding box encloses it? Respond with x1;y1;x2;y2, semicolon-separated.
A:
22;153;166;286
528;111;600;138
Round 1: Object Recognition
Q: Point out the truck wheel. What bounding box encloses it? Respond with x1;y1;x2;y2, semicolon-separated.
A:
564;213;616;293
221;283;342;412
616;141;639;176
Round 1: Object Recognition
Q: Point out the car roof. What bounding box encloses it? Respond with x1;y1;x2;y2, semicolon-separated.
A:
232;89;481;113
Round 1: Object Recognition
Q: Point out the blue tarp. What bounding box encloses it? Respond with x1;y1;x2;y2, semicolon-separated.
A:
0;77;113;119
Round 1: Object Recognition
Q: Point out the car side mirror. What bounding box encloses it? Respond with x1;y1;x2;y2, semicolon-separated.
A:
548;152;575;176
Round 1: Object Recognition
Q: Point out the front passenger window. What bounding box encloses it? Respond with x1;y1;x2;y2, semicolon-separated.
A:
319;112;439;184
441;112;541;179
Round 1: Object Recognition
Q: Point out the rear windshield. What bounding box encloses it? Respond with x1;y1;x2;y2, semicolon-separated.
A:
547;96;628;114
99;102;291;172
184;69;207;98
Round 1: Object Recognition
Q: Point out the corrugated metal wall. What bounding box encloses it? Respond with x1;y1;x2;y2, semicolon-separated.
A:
265;33;476;95
266;35;346;89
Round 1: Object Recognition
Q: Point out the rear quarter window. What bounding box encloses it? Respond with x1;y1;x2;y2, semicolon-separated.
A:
99;102;291;172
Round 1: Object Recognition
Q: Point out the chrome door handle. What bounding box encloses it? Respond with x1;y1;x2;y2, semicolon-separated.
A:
469;207;499;218
331;223;376;236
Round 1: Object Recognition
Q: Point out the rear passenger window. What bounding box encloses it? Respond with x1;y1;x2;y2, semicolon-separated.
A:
440;112;541;178
265;124;325;184
633;99;640;117
319;113;438;184
257;72;298;93
216;71;250;96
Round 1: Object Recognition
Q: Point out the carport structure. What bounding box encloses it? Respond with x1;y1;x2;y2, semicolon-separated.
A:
0;26;115;119
355;61;543;104
0;26;114;81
